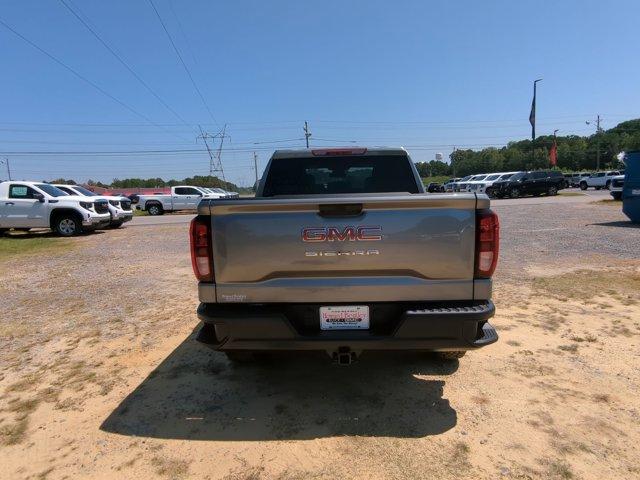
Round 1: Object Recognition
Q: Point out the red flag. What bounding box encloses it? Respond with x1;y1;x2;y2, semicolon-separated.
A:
549;140;557;166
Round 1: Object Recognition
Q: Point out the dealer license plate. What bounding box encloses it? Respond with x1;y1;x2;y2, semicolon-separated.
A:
319;306;370;330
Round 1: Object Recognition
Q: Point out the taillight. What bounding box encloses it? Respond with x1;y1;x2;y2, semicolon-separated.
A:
475;209;499;278
190;216;213;282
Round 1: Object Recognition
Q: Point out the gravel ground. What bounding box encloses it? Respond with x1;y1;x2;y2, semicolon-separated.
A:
496;200;640;276
1;198;639;480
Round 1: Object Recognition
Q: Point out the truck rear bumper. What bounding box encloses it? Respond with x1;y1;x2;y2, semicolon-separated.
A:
196;300;497;352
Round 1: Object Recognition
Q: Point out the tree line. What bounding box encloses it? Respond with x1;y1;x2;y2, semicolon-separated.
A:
415;118;640;178
47;175;244;192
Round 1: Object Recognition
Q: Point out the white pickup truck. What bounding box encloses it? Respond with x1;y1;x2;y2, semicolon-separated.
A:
53;184;133;228
0;181;111;236
135;185;225;215
579;171;621;190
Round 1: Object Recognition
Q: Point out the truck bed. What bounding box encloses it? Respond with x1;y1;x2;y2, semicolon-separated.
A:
198;193;489;304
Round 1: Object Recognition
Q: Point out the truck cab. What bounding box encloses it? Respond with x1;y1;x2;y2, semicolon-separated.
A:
0;181;111;236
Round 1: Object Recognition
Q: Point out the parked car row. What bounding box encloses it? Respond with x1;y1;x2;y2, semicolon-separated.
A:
0;181;130;236
132;185;238;215
441;170;566;198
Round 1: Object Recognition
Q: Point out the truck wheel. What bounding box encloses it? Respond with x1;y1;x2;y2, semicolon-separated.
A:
436;351;466;360
509;188;520;198
54;214;81;237
611;192;622;200
224;351;255;363
595;186;602;190
109;220;124;229
147;203;163;216
547;186;558;196
579;182;587;190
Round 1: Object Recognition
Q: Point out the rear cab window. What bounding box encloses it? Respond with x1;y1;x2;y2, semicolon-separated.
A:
262;154;420;196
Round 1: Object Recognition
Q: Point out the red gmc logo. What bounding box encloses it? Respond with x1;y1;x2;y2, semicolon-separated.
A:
301;226;382;242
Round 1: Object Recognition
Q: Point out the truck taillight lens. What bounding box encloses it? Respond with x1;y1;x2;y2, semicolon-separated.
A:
190;217;213;282
475;209;499;278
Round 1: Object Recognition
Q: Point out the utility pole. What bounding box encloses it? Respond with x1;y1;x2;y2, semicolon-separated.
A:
197;124;227;181
304;121;311;148
586;115;602;171
253;151;259;190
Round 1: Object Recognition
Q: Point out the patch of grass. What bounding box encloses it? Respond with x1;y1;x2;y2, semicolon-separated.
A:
0;234;71;261
447;441;471;471
591;199;620;206
533;269;640;303
0;417;29;446
7;397;41;415
151;457;190;478
558;344;578;353
542;458;574;479
5;372;43;393
133;208;148;216
592;393;611;403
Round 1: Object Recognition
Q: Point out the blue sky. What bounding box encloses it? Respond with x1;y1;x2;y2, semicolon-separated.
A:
1;0;639;186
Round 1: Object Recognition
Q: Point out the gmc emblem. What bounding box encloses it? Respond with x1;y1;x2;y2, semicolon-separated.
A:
301;226;382;242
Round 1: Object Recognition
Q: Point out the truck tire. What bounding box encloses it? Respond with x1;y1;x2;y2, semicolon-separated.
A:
611;192;622;200
436;351;466;360
595;186;602;190
53;214;81;237
109;220;124;229
547;186;558;196
147;203;163;216
580;182;588;190
605;180;611;190
509;187;521;198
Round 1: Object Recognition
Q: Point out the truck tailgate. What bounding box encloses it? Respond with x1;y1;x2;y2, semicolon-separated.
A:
201;194;483;303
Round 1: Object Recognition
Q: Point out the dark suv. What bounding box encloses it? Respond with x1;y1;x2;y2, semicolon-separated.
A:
492;170;566;198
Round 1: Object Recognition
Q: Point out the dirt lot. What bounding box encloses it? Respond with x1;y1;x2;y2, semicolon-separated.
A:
1;199;640;480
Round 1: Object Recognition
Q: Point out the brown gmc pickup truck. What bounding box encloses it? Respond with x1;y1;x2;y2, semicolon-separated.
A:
190;147;499;364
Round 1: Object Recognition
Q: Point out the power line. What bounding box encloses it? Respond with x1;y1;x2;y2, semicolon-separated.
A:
0;16;190;142
147;0;219;126
58;0;191;128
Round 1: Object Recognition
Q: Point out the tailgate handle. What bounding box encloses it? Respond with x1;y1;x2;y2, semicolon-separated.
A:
318;203;363;217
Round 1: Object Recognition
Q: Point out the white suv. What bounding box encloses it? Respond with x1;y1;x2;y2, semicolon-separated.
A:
0;181;111;236
53;184;133;228
579;171;621;190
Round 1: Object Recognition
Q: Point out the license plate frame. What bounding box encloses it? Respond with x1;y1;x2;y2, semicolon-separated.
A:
319;305;370;330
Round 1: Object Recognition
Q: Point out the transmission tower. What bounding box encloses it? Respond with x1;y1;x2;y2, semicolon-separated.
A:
197;124;227;181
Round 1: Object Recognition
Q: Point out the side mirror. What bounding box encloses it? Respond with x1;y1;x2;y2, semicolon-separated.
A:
33;193;45;203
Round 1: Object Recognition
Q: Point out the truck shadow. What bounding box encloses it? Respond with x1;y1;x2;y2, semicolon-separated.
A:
590;220;640;229
101;328;458;440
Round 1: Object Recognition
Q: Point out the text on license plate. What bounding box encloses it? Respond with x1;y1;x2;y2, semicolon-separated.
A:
320;306;370;330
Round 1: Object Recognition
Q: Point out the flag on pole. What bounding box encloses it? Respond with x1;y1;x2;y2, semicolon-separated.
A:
529;91;536;140
549;140;557;166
